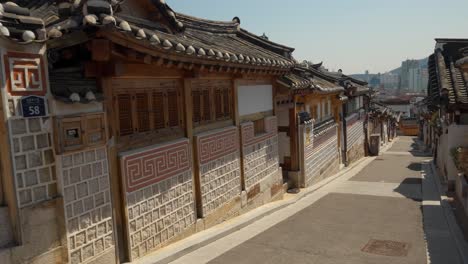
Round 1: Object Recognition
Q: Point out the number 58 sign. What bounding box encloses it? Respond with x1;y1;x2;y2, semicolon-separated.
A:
21;96;46;118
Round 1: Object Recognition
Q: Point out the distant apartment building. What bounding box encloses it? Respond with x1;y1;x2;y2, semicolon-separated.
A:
381;73;399;89
399;59;428;94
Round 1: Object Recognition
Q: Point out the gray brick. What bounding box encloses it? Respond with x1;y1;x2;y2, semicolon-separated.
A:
24;170;38;187
62;155;73;168
11;119;26;135
36;134;49;149
28;118;41;132
64;186;76;203
93;162;103;177
85;150;96;163
28;152;43;168
70;167;81;184
77;182;88;199
38;167;50;183
15;155;27;170
19;189;32;205
33;186;47;201
89;178;99;195
73;200;84;216
13;138;20;153
21;135;35;152
73;153;84;166
84;197;94;211
81;164;92;180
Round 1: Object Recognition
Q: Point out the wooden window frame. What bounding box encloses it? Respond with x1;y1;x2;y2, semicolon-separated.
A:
114;82;184;140
192;80;233;127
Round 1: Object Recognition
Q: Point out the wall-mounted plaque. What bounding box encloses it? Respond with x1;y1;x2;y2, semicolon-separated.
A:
21;96;46;118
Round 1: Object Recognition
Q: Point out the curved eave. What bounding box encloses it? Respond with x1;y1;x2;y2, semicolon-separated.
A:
100;28;292;73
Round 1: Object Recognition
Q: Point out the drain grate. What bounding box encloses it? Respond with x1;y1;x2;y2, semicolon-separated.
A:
361;239;410;257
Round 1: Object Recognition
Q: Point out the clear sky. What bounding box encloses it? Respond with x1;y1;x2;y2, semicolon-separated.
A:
167;0;468;74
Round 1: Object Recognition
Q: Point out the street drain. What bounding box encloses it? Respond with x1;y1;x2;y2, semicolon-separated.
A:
361;239;410;257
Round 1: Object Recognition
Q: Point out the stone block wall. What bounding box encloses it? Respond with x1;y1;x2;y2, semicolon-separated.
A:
346;112;365;164
10;117;56;207
1;51;57;208
195;127;241;217
119;139;195;261
303;123;339;187
59;147;115;264
241;116;280;192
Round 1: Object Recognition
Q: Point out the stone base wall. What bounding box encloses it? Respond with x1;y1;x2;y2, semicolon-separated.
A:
119;139;196;261
304;123;339;187
347;142;365;165
0;200;62;264
59;147;115;264
241;117;279;191
195;127;241;218
345;113;365;166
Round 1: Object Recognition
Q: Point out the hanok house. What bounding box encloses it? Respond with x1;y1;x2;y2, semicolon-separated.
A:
368;102;399;148
339;75;370;165
0;1;295;264
276;66;346;188
425;39;468;193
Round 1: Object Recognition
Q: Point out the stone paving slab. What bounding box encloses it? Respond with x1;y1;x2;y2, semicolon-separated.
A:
349;154;424;184
208;193;427;264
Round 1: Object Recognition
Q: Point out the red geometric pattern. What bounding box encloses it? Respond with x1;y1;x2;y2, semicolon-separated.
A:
197;127;239;165
241;116;277;147
120;139;192;193
4;52;47;96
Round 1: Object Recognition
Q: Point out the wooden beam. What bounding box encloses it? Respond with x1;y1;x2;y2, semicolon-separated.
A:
143;54;152;64
113;63;184;78
102;77;127;262
0;95;21;244
92;39;111;61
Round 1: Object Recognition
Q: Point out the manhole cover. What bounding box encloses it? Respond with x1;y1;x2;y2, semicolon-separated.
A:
361;239;410;257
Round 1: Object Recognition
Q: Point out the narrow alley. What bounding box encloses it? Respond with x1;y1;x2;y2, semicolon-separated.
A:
162;137;466;264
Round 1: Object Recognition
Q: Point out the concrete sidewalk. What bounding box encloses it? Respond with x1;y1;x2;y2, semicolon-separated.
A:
135;137;468;264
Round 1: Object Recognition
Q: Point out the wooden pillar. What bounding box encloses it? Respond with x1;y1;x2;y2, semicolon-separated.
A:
102;77;126;262
183;78;202;217
0;93;21;244
290;95;299;171
233;79;246;190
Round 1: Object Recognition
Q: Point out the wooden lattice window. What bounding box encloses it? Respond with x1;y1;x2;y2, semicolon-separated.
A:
114;80;183;137
117;94;133;136
136;93;150;132
152;92;165;129
192;80;232;126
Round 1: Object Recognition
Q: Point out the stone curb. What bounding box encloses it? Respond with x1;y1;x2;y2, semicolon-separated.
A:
133;139;398;264
428;162;468;263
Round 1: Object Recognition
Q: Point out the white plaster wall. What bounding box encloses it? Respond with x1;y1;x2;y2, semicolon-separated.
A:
237;85;272;116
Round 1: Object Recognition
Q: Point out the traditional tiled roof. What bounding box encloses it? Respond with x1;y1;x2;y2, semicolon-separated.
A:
278;67;344;94
0;1;46;42
427;39;468;108
1;0;295;72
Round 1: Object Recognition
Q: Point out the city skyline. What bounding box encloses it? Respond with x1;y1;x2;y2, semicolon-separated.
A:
167;0;468;74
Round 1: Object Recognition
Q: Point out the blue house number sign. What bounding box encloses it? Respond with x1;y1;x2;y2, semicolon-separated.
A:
21;96;46;118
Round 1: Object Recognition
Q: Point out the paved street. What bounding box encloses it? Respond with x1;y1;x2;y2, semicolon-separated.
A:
168;137;466;264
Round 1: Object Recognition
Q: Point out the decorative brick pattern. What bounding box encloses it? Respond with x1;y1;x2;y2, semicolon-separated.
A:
120;139;195;261
303;122;339;186
9;115;56;207
60;147;114;264
241;117;279;190
196;127;241;216
121;140;191;193
346;112;365;150
4;52;47;96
